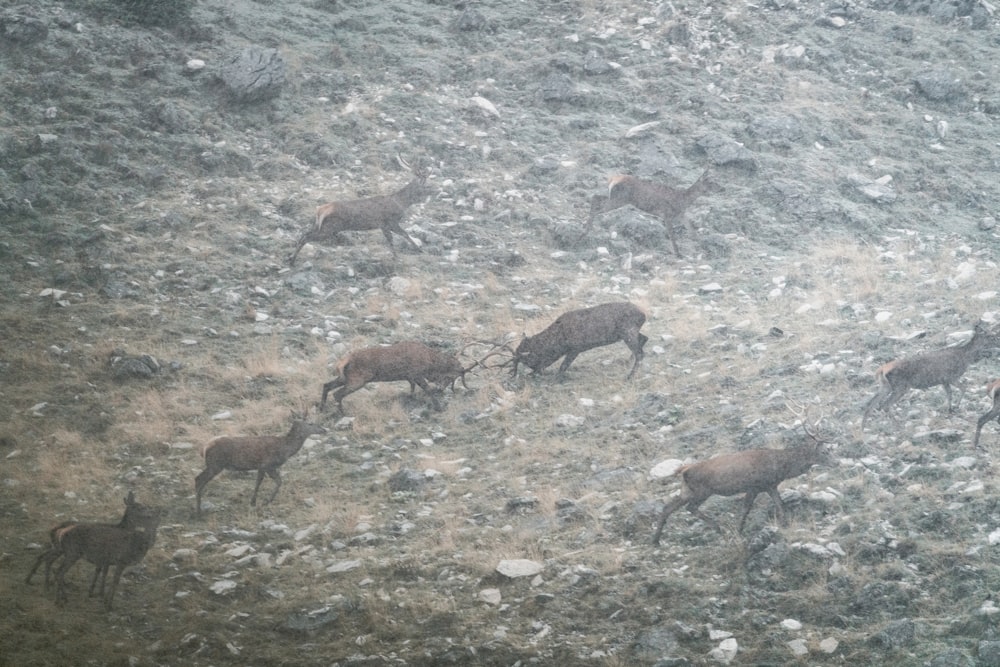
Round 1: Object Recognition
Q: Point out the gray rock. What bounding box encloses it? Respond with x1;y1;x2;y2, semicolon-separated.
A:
220;47;286;102
388;468;426;492
0;14;48;44
696;132;759;171
747;114;804;146
284;605;340;634
109;350;161;379
633;627;680;661
538;72;577;103
927;647;973;667
978;640;1000;667
868;618;916;650
914;69;965;103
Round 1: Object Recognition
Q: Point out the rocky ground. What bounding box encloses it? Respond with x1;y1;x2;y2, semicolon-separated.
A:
3;0;1000;665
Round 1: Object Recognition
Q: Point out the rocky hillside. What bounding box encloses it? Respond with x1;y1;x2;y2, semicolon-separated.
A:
3;0;1000;665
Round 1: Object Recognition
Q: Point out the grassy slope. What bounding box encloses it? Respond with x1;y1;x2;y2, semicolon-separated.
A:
2;0;1000;665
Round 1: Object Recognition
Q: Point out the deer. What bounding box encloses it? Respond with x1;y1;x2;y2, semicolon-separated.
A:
52;493;161;610
583;169;718;257
861;321;1000;430
195;411;327;515
651;436;829;545
510;302;648;380
289;157;429;264
26;491;150;596
971;379;1000;450
320;341;473;413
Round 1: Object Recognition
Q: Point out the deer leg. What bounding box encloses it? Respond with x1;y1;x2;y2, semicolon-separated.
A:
89;564;108;598
973;403;1000;449
195;466;222;515
737;491;763;533
766;487;788;526
333;383;362;414
688;500;723;533
662;216;682;257
861;389;888;429
320;378;346;410
250;469;268;507
413;377;443;410
26;549;56;586
652;495;691;545
943;383;955;412
625;332;648;379
388;222;421;251
264;469;282;505
879;386;909;423
557;352;581;374
104;564;124;611
55;552;82;605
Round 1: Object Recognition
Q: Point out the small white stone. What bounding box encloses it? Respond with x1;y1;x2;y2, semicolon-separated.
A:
787;638;809;656
496;559;543;578
326;559;362;573
650;459;685;479
819;637;839;653
709;637;738;663
211;411;232;420
210;579;238;595
478;588;502;605
780;618;803;631
186;58;206;72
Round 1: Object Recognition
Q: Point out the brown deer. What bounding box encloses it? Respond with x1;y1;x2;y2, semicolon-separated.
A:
511;302;648;379
52;494;161;610
861;322;1000;429
651;439;828;545
320;341;472;413
972;379;1000;449
584;170;718;256
289;158;429;264
26;491;149;595
195;412;327;515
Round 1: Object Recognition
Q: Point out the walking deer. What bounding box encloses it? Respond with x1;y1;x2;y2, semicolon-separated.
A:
195;412;327;515
52;493;161;610
26;491;149;595
289;158;428;264
861;322;1000;429
652;439;828;545
585;170;718;256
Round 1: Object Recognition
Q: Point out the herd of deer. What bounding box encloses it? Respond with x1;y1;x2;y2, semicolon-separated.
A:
25;164;1000;609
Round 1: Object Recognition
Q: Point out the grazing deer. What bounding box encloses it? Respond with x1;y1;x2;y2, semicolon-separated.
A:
652;439;828;545
289;158;429;264
972;379;1000;450
862;322;1000;430
511;302;648;380
320;341;472;413
52;494;161;610
195;412;327;515
585;170;718;256
26;491;148;595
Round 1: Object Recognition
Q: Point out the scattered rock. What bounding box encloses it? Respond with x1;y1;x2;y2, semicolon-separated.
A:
0;14;48;43
219;46;286;102
496;559;543;578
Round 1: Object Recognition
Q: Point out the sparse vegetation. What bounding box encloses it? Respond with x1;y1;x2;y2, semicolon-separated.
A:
3;0;1000;665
